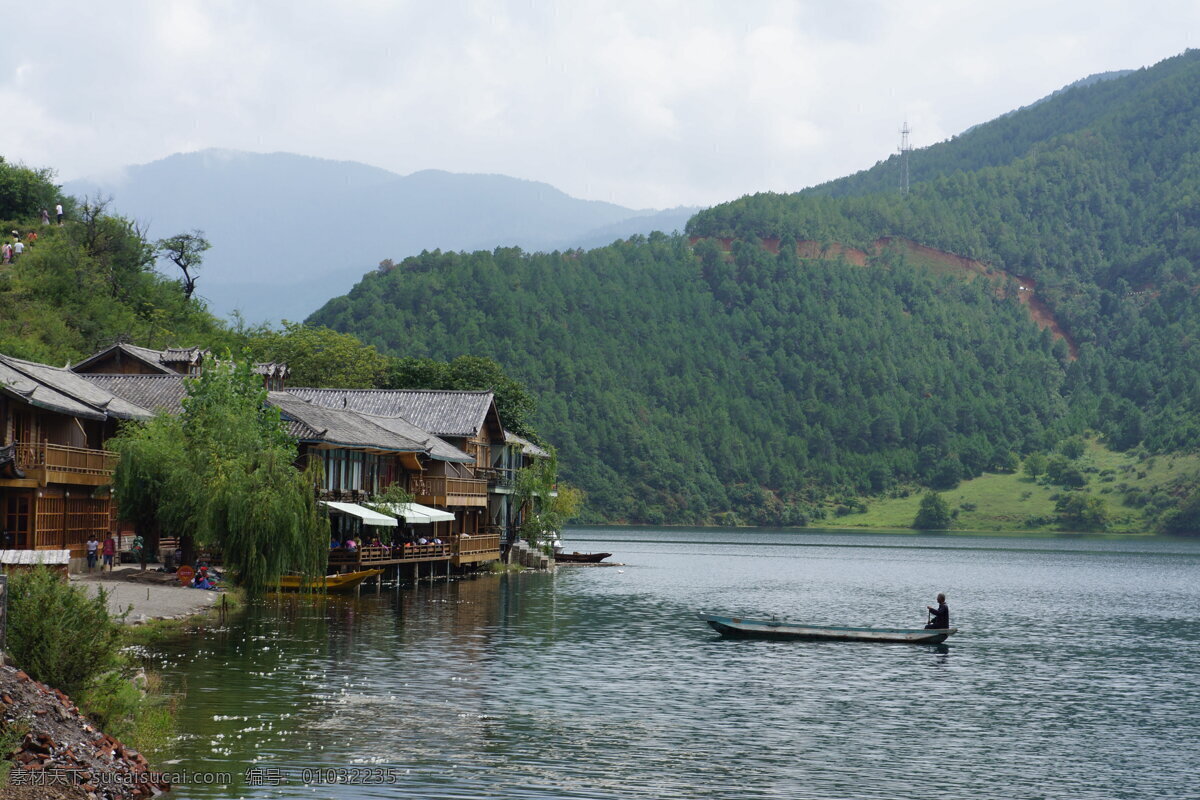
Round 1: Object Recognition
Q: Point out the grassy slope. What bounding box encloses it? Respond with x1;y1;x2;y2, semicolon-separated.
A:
824;440;1198;534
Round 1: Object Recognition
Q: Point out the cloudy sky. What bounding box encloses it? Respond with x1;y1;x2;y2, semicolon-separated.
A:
3;1;1197;209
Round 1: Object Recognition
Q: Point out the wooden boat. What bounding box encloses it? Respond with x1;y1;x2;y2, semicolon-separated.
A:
555;551;613;563
273;568;384;593
697;612;957;644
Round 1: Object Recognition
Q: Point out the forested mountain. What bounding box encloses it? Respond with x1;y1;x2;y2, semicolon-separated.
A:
688;48;1200;457
311;50;1200;524
65;151;698;323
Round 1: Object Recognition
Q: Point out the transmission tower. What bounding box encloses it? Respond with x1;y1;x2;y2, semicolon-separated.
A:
898;121;913;195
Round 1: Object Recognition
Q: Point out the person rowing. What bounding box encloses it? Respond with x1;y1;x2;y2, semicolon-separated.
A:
925;593;949;629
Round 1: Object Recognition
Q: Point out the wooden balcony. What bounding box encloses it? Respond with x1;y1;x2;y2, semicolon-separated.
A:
452;533;501;566
328;543;451;569
480;467;516;492
409;475;488;507
13;442;119;487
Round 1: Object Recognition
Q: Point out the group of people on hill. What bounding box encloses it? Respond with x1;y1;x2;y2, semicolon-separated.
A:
2;203;64;264
1;231;31;264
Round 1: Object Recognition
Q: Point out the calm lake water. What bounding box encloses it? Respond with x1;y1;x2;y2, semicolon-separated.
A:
151;528;1200;800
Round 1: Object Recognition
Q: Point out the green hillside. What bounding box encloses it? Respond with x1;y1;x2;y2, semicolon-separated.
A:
0;159;233;363
309;51;1200;530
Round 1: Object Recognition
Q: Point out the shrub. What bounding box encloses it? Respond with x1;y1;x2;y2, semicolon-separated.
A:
913;492;952;529
7;566;123;696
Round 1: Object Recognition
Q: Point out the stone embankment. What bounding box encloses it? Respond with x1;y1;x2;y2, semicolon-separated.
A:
0;666;169;799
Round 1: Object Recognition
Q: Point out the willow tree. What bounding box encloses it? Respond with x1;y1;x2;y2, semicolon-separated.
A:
514;450;584;548
109;355;327;595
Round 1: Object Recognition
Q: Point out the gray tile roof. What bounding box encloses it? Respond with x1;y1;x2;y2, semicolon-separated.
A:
0;354;153;421
358;412;474;463
74;374;474;462
75;343;286;381
506;431;550;459
268;392;428;453
286;388;499;439
81;374;189;416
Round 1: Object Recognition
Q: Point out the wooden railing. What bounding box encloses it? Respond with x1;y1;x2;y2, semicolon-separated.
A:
483;467;516;490
14;441;119;483
328;542;451;567
454;534;501;559
409;475;488;506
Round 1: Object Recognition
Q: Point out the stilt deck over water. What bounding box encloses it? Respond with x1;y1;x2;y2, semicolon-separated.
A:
328;535;502;572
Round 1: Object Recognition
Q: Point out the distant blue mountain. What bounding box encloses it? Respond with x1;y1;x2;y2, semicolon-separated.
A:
65;150;700;322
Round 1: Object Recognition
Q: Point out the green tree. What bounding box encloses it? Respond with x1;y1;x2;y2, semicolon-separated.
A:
1059;436;1087;460
155;230;211;300
1023;453;1049;479
1160;484;1200;536
109;356;328;595
1055;492;1108;530
514;450;584;547
912;491;952;529
247;321;390;388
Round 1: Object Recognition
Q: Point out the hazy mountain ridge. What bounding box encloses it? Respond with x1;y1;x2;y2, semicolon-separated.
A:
64;150;699;322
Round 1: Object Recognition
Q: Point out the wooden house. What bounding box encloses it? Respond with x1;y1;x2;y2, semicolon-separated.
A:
72;343;289;390
0;353;151;562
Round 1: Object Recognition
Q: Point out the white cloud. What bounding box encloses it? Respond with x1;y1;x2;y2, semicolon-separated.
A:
1;0;1198;207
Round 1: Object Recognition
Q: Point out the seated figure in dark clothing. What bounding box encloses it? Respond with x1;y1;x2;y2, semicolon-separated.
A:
925;593;950;629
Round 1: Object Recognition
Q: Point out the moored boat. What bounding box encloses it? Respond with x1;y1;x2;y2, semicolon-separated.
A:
697;612;957;644
555;551;613;563
273;568;384;593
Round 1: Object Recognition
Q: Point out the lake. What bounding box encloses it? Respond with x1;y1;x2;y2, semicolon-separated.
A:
152;528;1200;799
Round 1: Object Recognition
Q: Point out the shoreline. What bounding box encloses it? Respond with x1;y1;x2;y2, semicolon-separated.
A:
71;567;234;626
567;523;1166;538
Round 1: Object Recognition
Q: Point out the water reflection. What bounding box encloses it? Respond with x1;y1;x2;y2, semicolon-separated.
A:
152;530;1200;800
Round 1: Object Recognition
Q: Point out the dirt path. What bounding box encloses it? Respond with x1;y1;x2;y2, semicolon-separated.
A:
72;568;221;623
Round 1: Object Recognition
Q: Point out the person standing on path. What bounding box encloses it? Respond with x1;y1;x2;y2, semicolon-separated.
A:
102;533;116;572
40;209;49;225
86;534;99;571
12;238;23;261
55;203;64;225
131;533;148;570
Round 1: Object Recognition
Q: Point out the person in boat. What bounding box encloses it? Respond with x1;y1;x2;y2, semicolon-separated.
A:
330;536;342;550
345;536;357;552
925;593;950;629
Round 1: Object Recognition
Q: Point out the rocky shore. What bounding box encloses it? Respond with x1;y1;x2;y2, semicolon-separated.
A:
0;666;169;799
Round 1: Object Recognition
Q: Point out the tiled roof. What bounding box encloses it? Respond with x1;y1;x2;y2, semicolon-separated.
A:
73;374;473;461
268;392;428;453
506;431;550;459
358;412;474;463
80;374;189;416
0;354;153;421
286;388;499;439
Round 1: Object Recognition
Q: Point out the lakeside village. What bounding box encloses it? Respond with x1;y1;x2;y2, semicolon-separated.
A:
0;341;559;581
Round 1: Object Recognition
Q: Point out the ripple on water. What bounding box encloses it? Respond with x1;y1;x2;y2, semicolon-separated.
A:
155;530;1200;799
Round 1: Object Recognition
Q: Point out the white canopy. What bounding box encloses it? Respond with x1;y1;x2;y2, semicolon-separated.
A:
377;502;455;524
319;501;398;527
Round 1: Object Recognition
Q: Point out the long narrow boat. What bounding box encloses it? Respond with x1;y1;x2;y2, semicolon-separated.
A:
273;568;384;593
555;551;613;564
697;612;957;644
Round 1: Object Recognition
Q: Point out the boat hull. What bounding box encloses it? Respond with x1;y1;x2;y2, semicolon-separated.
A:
697;613;956;644
273;569;384;593
555;551;612;563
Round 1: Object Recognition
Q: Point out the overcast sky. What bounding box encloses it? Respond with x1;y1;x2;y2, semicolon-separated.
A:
2;1;1197;209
